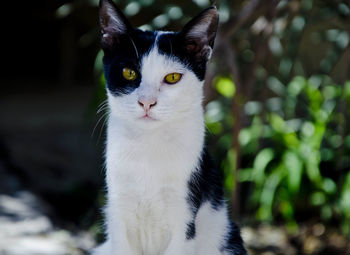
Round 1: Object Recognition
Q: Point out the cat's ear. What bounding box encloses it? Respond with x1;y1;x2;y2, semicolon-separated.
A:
180;7;219;61
99;0;132;50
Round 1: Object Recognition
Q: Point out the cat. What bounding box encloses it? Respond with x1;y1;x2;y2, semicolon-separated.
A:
92;0;247;254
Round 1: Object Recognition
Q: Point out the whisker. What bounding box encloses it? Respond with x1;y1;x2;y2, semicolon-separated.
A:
129;36;139;59
91;111;109;139
97;112;109;144
97;99;108;108
97;100;109;114
97;105;108;114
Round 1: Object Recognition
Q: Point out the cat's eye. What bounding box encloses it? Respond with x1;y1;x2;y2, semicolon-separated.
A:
164;73;182;84
122;67;138;81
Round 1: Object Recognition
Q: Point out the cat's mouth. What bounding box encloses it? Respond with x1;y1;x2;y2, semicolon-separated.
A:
140;114;157;121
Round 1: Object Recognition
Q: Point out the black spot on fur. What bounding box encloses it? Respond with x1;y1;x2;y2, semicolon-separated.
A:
186;221;196;240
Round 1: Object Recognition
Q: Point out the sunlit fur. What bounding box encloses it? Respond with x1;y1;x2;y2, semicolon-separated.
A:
101;45;206;255
93;1;246;254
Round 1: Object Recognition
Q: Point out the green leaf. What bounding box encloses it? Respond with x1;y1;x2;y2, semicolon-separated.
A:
284;133;300;149
269;113;287;133
252;148;275;185
301;121;315;137
287;76;305;96
223;149;236;191
304;151;323;185
340;172;350;218
344;81;350;100
258;166;285;221
206;122;222;134
239;168;253;182
215;77;235;98
284;150;303;194
280;200;295;220
322;85;338;100
94;50;104;75
205;101;224;123
322;178;336;194
239;129;251;146
267;76;285;96
311;191;326;206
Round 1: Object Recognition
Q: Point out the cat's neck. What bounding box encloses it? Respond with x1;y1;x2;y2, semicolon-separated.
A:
106;106;205;187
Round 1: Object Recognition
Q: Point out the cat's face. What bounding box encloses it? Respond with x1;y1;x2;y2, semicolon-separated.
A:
99;0;218;128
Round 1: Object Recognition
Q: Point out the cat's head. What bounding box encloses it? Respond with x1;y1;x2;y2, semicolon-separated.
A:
99;0;218;128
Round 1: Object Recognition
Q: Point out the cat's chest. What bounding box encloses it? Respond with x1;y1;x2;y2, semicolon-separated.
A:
121;186;180;255
106;137;193;253
108;155;188;221
106;134;197;190
106;136;192;214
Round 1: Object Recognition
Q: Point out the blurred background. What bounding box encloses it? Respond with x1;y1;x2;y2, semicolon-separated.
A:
0;0;349;254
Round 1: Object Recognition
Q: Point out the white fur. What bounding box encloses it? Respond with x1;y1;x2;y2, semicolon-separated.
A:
93;45;227;255
195;202;231;255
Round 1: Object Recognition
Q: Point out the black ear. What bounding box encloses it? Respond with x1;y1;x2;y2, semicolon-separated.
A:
180;7;219;61
99;0;132;50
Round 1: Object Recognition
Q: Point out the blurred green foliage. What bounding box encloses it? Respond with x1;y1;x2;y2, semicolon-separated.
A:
203;0;350;234
86;0;350;235
207;75;350;233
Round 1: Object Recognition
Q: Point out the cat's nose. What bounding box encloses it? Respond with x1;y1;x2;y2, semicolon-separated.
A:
138;98;157;111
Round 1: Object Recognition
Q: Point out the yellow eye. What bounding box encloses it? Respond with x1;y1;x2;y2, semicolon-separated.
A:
164;73;182;84
122;67;137;81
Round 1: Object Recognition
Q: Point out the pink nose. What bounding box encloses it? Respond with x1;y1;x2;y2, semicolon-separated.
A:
138;98;157;111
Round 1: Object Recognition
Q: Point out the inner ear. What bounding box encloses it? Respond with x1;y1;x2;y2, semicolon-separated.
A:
180;7;219;61
99;0;133;50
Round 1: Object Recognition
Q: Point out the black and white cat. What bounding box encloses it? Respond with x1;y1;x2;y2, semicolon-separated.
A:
93;0;247;254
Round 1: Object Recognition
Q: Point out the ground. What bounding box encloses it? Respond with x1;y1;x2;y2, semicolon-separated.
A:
1;186;349;255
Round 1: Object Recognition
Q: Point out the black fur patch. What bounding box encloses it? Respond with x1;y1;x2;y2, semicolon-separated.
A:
157;32;208;81
185;149;247;255
186;148;224;240
102;29;156;96
224;221;247;255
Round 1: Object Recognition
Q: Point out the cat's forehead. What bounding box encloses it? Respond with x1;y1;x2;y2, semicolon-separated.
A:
138;30;178;61
103;30;174;64
128;30;179;60
142;32;183;67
